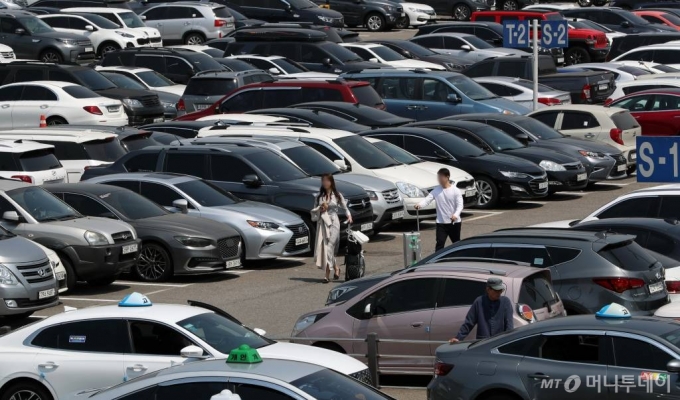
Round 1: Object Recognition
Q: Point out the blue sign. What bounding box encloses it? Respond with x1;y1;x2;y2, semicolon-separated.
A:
502;20;569;49
637;136;680;182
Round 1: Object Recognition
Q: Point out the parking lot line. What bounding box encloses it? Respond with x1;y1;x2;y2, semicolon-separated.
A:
463;211;504;222
598;182;632;187
114;281;193;288
519;201;549;205
143;288;173;296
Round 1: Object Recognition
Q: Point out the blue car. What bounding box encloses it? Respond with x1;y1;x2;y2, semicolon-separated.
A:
341;70;529;121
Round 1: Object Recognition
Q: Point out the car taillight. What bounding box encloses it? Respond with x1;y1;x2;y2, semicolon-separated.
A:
83;106;103;115
604;98;613;106
434;361;454;376
11;175;32;183
593;277;645;293
667;281;680;294
214;19;226;27
610;128;624;145
177;98;185;112
518;304;535;322
537;97;561;106
581;84;591;100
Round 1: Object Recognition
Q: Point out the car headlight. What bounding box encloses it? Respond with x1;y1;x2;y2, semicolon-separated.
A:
366;191;378;201
115;31;134;38
578;150;606;158
499;170;529;179
396;182;426;198
84;230;109;246
57;38;77;46
382;4;395;11
122;98;143;108
247;221;281;231
326;285;357;305
502;110;515;115
291;313;329;336
161;101;176;109
0;264;18;285
317;15;333;22
539;160;567;171
174;236;213;247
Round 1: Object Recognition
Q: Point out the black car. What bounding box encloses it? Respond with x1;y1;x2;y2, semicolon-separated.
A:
222;0;344;27
216;57;259;72
246;108;371;132
291;101;414;129
28;0;130;9
226;22;348;43
226;6;265;28
416;0;491;21
46;183;241;282
358;127;549;208
67;125;170;151
406;120;588;193
611;0;675;9
369;39;471;71
80;145;375;237
98;71;179;120
445;114;629;182
562;7;677;33
0;62;164;125
608;32;680;60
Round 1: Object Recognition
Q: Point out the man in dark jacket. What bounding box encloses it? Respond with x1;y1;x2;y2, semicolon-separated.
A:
450;277;514;343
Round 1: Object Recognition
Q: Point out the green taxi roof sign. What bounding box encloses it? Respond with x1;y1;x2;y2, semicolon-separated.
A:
227;344;262;364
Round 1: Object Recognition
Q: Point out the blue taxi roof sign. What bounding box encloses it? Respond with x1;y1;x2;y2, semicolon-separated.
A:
595;303;631;319
119;292;152;307
211;390;241;400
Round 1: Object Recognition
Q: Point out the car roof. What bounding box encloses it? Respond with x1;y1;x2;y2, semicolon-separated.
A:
342;42;381;48
294;101;371;111
92;171;199;184
417;32;475;38
97;66;155;74
480;227;631;243
408;120;490;131
199;125;354;139
45;182;127;196
34;302;209;326
191;70;269;79
407;261;542;279
0;139;54;152
447;113;532;122
575;217;680;232
231;54;285;60
3;80;82;89
62;7;130;12
619;88;680;96
528;104;624;114
360;126;456;138
0;128;116;142
343;69;459;78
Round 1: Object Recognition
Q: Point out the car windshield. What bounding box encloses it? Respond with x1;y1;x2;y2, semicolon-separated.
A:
387;40;436;57
186;77;237;96
477;126;524;151
321;42;363;62
447;75;497;100
626;12;652;24
83;14;120;29
19;149;61;171
227;7;246;20
334;135;400;169
654;65;678;72
136;71;175;87
177;312;271;354
281;146;340;176
221;59;257;72
98;189;166;220
515;118;564;139
83;138;127;162
71;69;117;91
17;16;54;34
119;11;146;28
8;186;80;222
244;151;308;181
371;46;406;61
372;140;421;165
175;180;239;206
461;35;493;49
101;72;147;90
292;369;394;400
272;58;307;73
201;47;224;58
62;85;100;99
288;0;318;9
434;132;487;157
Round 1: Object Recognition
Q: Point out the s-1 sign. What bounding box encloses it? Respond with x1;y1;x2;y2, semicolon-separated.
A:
637;136;680;182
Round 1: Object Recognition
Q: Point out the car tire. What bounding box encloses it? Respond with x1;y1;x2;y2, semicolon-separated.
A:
0;381;53;400
3;311;34;321
59;255;77;292
184;32;205;45
39;49;63;63
452;3;472;20
502;0;519;10
395;15;410;29
87;274;119;287
565;47;591;65
474;176;499;209
98;41;120;57
365;13;385;32
577;0;591;5
46;116;67;126
135;242;173;282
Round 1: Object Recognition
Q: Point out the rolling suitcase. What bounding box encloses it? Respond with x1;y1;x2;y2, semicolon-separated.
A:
345;229;366;281
403;208;422;268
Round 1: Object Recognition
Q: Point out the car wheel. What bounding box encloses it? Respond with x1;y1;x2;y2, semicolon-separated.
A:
184;32;205;45
0;382;52;400
452;4;472;20
3;311;33;321
98;42;120;57
565;47;591;65
59;256;77;292
395;15;410;29
46;116;67;126
39;49;63;63
365;13;385;32
136;242;173;282
475;176;499;209
502;0;519;10
577;0;591;5
87;274;119;287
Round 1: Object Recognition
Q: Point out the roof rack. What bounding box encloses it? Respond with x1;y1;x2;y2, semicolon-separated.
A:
430;257;528;268
403;262;511;275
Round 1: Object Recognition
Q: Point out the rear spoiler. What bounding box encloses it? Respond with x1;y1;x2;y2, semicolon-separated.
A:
592;232;636;253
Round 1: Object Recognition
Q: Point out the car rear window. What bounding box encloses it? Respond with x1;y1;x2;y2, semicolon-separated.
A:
611;111;639;131
519;271;560;310
83;138;127;162
546;13;564;20
19;149;61;171
598;240;658;271
213;6;232;18
62;85;99;99
351;85;384;108
186;78;237;96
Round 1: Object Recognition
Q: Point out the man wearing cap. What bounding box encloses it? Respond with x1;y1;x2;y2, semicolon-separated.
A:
450;277;514;343
414;167;463;252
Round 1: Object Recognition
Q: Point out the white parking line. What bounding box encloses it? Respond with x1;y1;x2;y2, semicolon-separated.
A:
59;297;119;302
463;211;504;222
227;270;253;275
519;201;548;205
115;281;193;288
598;182;632;187
276;257;306;262
144;288;173;296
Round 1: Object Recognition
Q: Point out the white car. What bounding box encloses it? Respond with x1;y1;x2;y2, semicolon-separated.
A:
339;43;445;70
616;61;678;74
38;14;152;56
0;296;370;400
0;81;127;128
612;44;680;70
473;76;571;109
562;62;652;82
0;43;15;63
0;140;66;185
391;0;435;27
637;70;680;79
410;32;519;63
62;7;163;47
524;3;579;10
197;114;292;123
95;66;186;96
228;55;339;79
606;79;680;103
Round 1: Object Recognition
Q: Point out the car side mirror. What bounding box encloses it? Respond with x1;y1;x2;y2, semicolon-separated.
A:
2;211;19;222
172;199;189;214
333;159;348;171
668;359;680;373
322;57;332;67
253;328;266;336
85;25;94;31
621;21;631;28
180;345;205;358
515;133;529;144
461;44;471;51
446;93;461;103
242;174;262;187
268;67;281;75
14;28;24;35
368;57;379;63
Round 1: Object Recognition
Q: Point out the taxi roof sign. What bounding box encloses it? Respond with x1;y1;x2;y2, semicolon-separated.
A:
118;292;152;307
211;390;241;400
596;303;631;319
227;344;262;364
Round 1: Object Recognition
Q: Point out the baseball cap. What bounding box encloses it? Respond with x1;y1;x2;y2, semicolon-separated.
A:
487;277;504;291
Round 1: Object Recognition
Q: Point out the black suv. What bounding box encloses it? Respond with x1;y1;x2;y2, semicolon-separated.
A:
0;10;94;64
0;62;164;125
80;145;375;237
562;8;677;33
224;28;385;73
608;32;680;60
223;0;344;28
100;48;227;84
311;0;404;32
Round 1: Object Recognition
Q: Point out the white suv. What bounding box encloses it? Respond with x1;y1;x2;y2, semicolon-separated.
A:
63;8;163;47
339;42;444;70
612;44;680;70
0;140;66;185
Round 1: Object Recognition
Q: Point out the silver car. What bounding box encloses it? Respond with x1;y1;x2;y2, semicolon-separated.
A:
139;1;235;45
410;32;520;62
85;173;312;261
473;76;572;109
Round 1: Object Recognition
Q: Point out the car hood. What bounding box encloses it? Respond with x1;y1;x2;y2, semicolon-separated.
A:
46;216;134;235
387;59;445;70
368;163;439;188
257;342;366;374
409;161;473;183
0;236;50;264
155;85;186;96
276;177;367;198
212;200;302;225
478;97;531;115
503;146;579;164
132;213;236;237
334;173;397;191
35;31;89;41
553;137;621;154
476;152;546;174
135;26;161;38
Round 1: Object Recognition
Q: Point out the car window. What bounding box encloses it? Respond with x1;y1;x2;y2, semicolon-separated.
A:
546;246;581;265
19;149;61;172
497;61;526;78
598;240;658;272
615;94;652;111
129;320;194;356
411;36;441;48
599;11;625;25
561;112;599;130
403;136;443;158
165;153;207;177
0;85;22;101
220;90;262;113
42;16;69;28
136;56;165;72
464;61;494;78
68;16;89;30
140;182;185;207
348;47;374;61
31;320;130;353
497;335;543;356
166;6;195;19
379;77;417;100
268;43;296;60
530;111;559;127
63;193;113;218
351;85;384;108
598;197;657;219
97;189;167;220
49;70;77;83
493;245;552;267
123;152;159;172
83;138;127;162
620;49;653;62
18;85;57;101
485;120;525;137
62;85;99;99
303;140;343;161
210;154;256;182
658;196;680;219
540;334;603;364
0;17;22;34
612;336;672;371
300;44;328;63
155;382;230;400
423;78;455;102
519;272;559;310
0;153;17;171
646;232;675;255
371;278;437;316
652;50;679;65
478;82;511;97
648;94;680;111
439;279;486;308
186;78;237;96
243;150;307;181
102;180;139;193
166;58;193;76
142;7;167;20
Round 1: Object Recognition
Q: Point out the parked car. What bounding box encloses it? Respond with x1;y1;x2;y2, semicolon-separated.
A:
370;38;472;71
97;71;179;120
562;7;677;33
612;44;680;69
634;9;680;29
561;62;652;83
291;101;414;128
567;17;627;46
178;70;273;114
293;260;564;374
246;107;371;132
410;32;520;63
310;0;402;31
412;0;492;21
141;120;225;139
95;66;186;96
0;140;66;185
62;7;163;47
473;76;571;109
390;0;436;28
138;2;235;45
228;54;338;79
606;78;680;102
167;44;226;57
225;0;344;28
608;88;680;136
607;31;680;60
339;42;445;70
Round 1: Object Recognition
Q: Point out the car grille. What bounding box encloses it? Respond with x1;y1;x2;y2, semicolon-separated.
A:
530;176;549;194
150;37;162;43
347;196;371;211
396;6;403;12
139;95;160;107
285;223;310;253
0;51;14;59
612;153;626;164
350;369;373;386
425;9;435;15
112;231;134;243
137;38;150;45
15;260;53;284
217;236;240;259
78;40;92;47
381;189;400;205
9;296;57;308
563;162;583;170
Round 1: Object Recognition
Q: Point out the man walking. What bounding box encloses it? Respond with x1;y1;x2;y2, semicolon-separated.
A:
450;277;514;343
414;168;463;252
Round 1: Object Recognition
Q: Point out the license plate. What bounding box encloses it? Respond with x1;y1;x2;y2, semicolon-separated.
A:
598;84;608;91
557;57;564;63
122;244;138;254
465;189;476;197
617;164;627;172
360;223;373;231
226;259;241;269
577;173;587;181
539;182;548;189
649;281;664;294
39;288;55;299
85;47;93;52
295;236;309;246
196;104;210;110
56;272;65;280
392;211;404;220
153;117;164;123
631;152;637;160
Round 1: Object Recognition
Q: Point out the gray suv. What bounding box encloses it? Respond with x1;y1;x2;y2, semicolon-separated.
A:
139;2;235;45
419;228;669;315
180;70;273;113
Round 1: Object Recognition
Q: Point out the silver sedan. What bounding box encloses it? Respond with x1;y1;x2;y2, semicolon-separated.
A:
474;76;572;109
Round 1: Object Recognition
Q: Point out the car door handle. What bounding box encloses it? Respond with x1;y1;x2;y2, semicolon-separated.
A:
39;104;48;109
528;373;550;380
38;362;59;370
126;364;148;372
411;322;423;327
0;104;9;109
184;22;191;25
419;106;428;110
406;105;419;110
584;133;595;138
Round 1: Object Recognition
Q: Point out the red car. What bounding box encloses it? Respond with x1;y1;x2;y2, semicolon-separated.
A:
609;88;680;136
634;10;680;31
175;79;385;121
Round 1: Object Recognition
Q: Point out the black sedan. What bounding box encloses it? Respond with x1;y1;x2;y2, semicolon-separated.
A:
292;101;414;129
368;39;472;71
358;127;549;208
246;108;370;132
445;113;629;182
45;183;240;282
407;120;589;193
